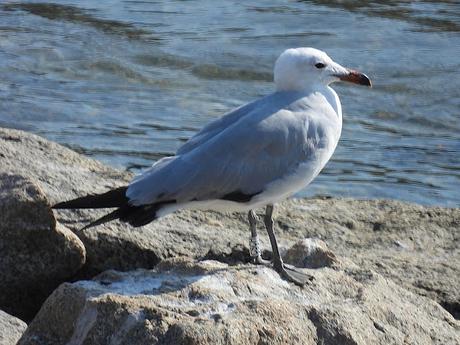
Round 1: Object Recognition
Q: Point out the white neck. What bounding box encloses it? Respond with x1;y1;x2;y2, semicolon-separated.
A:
286;83;342;121
325;85;342;121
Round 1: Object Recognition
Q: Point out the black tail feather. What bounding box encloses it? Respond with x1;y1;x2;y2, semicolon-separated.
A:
53;186;175;229
81;207;125;230
119;203;167;227
53;186;128;209
81;202;173;229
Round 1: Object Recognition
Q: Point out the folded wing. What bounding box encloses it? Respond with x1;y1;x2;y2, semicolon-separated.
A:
127;99;332;206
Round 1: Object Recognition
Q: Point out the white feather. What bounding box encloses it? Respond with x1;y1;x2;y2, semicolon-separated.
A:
126;48;346;218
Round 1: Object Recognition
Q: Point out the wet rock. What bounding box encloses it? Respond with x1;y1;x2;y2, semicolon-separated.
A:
0;310;27;345
0;173;86;321
18;258;459;345
283;238;339;268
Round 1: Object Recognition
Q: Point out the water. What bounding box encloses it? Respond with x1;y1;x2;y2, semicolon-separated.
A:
0;0;459;207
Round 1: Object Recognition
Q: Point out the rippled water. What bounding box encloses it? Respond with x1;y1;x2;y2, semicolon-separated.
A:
0;0;459;206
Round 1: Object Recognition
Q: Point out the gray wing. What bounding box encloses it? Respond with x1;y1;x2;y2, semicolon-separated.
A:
126;103;334;206
177;97;263;155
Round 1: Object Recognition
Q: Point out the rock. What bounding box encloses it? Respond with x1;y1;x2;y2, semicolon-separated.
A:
0;310;27;345
0;173;86;321
274;199;460;320
0;128;133;275
283;238;339;268
0;127;247;277
18;258;460;345
1;127;459;321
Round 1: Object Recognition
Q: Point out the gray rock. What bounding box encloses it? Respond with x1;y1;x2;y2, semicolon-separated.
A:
1;127;459;321
0;173;86;321
273;199;460;320
0;310;27;345
0;127;256;275
18;258;460;345
283;238;339;268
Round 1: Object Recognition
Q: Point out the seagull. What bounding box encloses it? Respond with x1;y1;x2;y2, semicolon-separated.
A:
53;47;371;286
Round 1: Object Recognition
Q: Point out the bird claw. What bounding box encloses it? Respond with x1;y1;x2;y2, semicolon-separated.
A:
251;255;271;266
278;263;314;286
251;257;313;286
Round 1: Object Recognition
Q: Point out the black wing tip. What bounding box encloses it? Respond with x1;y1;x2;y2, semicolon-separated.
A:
221;191;259;203
80;208;124;230
52;201;73;209
53;187;172;229
52;186;129;210
51;198;97;209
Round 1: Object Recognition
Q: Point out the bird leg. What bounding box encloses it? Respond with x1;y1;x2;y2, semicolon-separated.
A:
248;210;270;265
263;204;312;286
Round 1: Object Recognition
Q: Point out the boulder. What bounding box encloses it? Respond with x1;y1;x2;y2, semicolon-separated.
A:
1;127;459;321
0;127;243;276
18;258;460;345
273;198;460;320
283;238;339;269
0;128;134;276
0;310;27;345
0;173;86;321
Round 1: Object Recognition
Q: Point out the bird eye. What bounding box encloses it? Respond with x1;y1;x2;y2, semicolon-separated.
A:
315;62;326;69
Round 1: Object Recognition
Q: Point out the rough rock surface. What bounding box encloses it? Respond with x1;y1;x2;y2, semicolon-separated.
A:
0;127;281;276
1;127;459;322
0;128;134;276
18;258;459;345
0;310;27;345
284;238;339;269
0;173;86;321
273;198;460;320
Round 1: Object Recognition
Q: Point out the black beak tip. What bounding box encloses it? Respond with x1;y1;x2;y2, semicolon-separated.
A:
361;73;372;87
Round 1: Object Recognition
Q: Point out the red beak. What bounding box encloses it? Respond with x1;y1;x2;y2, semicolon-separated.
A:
337;70;372;87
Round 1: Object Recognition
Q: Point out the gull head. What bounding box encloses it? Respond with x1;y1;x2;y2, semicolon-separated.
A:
274;47;371;91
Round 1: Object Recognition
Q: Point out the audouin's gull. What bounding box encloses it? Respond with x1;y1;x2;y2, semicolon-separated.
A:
54;47;371;285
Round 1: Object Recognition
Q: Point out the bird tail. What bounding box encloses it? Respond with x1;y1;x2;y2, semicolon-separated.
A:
80;207;126;230
53;186;172;229
53;186;129;209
